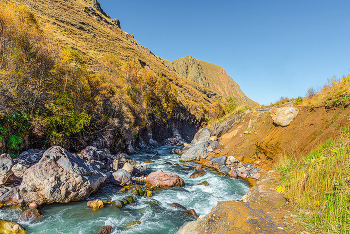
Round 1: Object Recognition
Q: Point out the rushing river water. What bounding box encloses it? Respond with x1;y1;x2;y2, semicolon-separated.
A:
0;146;250;234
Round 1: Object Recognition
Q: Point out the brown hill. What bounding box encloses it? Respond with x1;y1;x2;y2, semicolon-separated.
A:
165;56;257;107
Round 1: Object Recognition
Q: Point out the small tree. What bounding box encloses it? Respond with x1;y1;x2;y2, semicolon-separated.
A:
306;87;316;98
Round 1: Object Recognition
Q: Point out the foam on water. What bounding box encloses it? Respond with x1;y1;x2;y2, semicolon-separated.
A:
0;146;250;233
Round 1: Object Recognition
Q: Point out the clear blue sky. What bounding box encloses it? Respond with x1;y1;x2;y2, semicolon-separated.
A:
99;0;350;105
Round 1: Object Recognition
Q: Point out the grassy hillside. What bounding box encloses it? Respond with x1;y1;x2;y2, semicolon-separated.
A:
1;0;256;154
165;55;257;107
14;0;221;113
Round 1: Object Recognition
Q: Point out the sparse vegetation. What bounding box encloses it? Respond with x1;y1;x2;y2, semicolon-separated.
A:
277;126;350;233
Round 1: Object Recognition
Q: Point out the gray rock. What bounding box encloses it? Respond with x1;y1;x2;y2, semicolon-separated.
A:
111;169;132;186
126;145;136;155
210;156;227;166
191;128;210;145
219;166;230;173
180;141;209;161
270;107;299;126
0;154;13;185
19;146;106;205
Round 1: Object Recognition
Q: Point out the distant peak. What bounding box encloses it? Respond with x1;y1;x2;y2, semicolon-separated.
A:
91;0;110;18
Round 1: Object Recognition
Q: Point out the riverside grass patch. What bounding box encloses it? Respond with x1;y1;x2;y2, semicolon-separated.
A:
277;130;350;233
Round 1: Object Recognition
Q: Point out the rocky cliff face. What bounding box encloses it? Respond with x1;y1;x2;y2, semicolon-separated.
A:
166;56;257;107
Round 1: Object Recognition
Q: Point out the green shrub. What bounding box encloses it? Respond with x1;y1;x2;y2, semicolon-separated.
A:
44;93;91;145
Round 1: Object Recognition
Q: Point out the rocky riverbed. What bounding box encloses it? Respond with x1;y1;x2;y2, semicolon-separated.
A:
0;141;251;233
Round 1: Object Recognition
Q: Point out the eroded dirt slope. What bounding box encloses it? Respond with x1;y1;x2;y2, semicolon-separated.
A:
218;105;350;169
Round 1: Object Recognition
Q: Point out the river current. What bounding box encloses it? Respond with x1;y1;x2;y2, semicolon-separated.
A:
0;146;250;233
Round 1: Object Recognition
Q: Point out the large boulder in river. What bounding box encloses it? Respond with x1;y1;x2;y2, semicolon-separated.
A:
180;128;212;161
0;154;13;185
111;169;132;186
180;141;209;161
146;170;184;187
270;107;299;127
191;128;210;145
19;146;107;205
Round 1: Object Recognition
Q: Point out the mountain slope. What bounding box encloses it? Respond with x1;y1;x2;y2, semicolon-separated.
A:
165;56;257;107
15;0;221;108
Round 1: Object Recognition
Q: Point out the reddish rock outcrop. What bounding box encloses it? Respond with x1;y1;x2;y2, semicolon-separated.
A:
145;170;184;187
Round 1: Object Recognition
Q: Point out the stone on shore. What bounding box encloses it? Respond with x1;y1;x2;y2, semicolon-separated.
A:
210;156;227;166
0;154;13;185
19;146;107;205
145;170;184;187
111;169;132;186
122;162;134;174
270;107;299;127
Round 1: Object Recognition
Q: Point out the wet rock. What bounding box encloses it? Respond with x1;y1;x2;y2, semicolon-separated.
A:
122;162;134;174
189;169;206;179
12;164;28;179
0;153;13;185
146;170;185;187
270;107;299;127
146;190;153;197
198;181;209;186
0;220;26;233
170;203;187;210
19;208;43;221
210;156;227;166
19;146;106;205
126;221;141;229
98;225;113;234
182;209;199;219
111;200;124;208
111;169;132;186
87;199;104;210
144;160;154;164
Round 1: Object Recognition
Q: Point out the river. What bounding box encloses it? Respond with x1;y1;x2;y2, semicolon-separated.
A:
0;145;250;233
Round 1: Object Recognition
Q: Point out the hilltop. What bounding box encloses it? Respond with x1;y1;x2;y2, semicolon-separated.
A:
165;56;257;107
